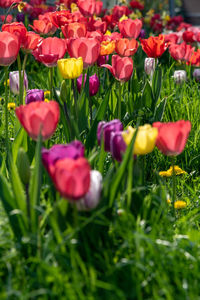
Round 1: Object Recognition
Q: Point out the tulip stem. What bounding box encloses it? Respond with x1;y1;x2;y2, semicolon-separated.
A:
118;82;122;120
89;96;93;127
17;54;23;106
4;66;9;157
49;67;53;100
72;79;78;120
172;156;176;216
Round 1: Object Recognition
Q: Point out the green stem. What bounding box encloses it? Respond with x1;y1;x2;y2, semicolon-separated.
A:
17;54;23;106
89;95;93;127
49;67;54;99
22;53;28;104
172;156;176;216
118;82;122;120
72;79;78;120
4;66;9;157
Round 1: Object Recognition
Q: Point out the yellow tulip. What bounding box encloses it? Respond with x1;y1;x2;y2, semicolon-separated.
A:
122;124;158;155
57;57;83;79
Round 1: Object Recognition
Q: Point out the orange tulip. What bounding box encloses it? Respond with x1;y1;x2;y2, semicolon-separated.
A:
115;38;138;56
140;34;167;58
100;40;116;56
61;22;87;39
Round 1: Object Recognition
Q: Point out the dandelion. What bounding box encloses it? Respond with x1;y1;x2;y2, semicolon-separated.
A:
44;98;49;103
7;102;16;111
159;165;187;177
174;201;187;209
44;90;51;98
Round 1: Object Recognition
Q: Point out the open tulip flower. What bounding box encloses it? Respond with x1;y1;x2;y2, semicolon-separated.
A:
140;34;167;58
57;57;83;79
102;55;133;82
2;22;27;46
15;101;60;141
122;125;158;155
61;22;87;39
115;38;138;57
153;120;191;156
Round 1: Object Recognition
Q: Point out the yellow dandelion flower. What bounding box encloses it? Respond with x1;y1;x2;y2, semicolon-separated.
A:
167;198;171;204
159;165;187;177
4;79;9;86
44;90;50;98
7;102;16;111
44;98;49;103
174;201;187;209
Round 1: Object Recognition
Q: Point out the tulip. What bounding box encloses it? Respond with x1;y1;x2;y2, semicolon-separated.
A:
51;157;91;200
76;170;102;210
97;119;123;152
0;31;20;66
115;38;138;57
15;101;60;141
33;37;66;67
77;73;100;96
182;31;195;43
30;19;57;36
140;34;167;58
100;40;116;56
2;22;27;46
118;18;142;39
193;69;200;82
57;57;83;79
122;125;158;155
144;58;156;76
169;42;194;62
77;0;96;17
61;22;87;39
67;37;100;68
9;71;28;95
152;120;191;156
25;89;44;104
42;141;85;174
97;55;109;66
22;32;43;52
110;131;127;162
86;30;103;42
173;70;187;84
102;55;133;82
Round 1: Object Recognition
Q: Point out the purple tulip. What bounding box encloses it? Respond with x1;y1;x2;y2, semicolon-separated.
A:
9;71;28;95
16;13;25;22
193;69;200;82
110;131;127;162
25;89;44;104
97;55;109;67
42;141;85;172
139;29;146;39
76;170;102;211
77;73;100;97
97;119;123;152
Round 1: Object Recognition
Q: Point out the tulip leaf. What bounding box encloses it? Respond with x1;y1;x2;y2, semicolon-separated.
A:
141;81;153;109
153;97;167;122
109;128;138;207
152;65;162;106
29;133;42;233
12;127;27;163
0;173;27;240
85;88;110;150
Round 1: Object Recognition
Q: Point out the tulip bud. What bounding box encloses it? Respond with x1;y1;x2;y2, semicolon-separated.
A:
193;68;200;82
144;58;156;76
173;70;187;84
110;131;127;162
16;148;31;185
77;73;100;96
76;170;102;211
60;80;68;103
25;89;44;104
9;71;28;95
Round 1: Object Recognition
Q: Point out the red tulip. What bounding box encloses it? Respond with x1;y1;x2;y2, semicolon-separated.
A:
118;18;142;39
77;0;96;17
2;22;27;46
182;31;196;43
33;37;66;67
102;55;133;82
86;30;103;42
15;101;60;141
88;18;107;34
169;42;194;62
50;10;71;28
61;22;87;39
22;32;43;52
67;37;100;68
112;5;131;19
153;120;191;156
0;31;20;66
52;157;91;200
140;34;167;58
30;19;57;36
115;38;138;57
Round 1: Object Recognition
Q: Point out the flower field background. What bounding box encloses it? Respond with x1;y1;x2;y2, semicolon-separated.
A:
0;0;200;299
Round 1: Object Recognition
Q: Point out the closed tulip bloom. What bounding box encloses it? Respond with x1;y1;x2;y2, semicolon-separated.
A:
153;120;191;156
15;101;60;141
0;31;20;66
110;131;127;162
193;69;200;81
173;70;187;84
61;22;87;39
58;57;83;79
169;42;194;62
67;37;100;68
30;19;57;36
77;0;96;17
115;38;138;57
144;57;156;76
102;55;133;82
2;22;27;45
118;18;142;39
9;71;28;95
122;125;158;155
140;34;167;58
42;141;85;174
52;157;91;200
77;73;99;96
76;170;102;211
97;119;123;152
33;37;66;67
25;89;44;104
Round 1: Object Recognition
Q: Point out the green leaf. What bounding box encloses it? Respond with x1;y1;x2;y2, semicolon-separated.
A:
12;127;27;163
141;81;153;109
152;65;162;106
153;97;167;122
28;133;42;233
